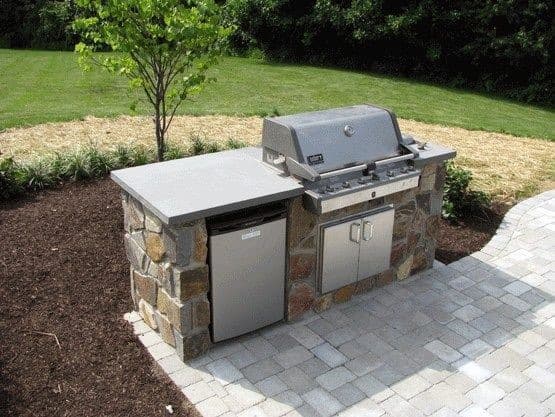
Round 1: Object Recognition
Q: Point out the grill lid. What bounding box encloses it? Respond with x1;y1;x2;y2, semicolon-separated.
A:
262;105;403;175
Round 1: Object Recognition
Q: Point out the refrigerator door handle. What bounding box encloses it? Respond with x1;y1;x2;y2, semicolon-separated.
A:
349;222;361;243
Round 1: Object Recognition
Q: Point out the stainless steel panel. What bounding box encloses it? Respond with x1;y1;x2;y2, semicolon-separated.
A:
320;219;361;293
262;105;402;174
210;218;286;342
358;208;395;280
317;174;419;213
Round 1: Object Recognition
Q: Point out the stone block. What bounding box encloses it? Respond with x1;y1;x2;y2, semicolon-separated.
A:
416;192;431;213
192;221;208;264
425;215;440;240
123;195;145;231
287;282;315;321
355;275;375;294
314;293;333;313
133;270;157;305
144;208;163;233
397;255;413;280
393;201;416;240
148;261;173;292
410;244;429;274
124;233;149;272
288;198;316;249
333;284;355;304
430;190;443;215
138;299;158;330
289;252;316;281
162;226;193;266
390;241;407;266
174;264;209;301
145;232;166;262
435;163;447;191
155;311;176;347
157;288;191;333
193;297;211;328
176;328;211;361
376;269;394;287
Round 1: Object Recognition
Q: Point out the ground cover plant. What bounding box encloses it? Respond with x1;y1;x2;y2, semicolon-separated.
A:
0;137;241;199
1;50;554;140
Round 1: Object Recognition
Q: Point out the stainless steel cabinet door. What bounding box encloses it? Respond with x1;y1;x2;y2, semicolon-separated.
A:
357;208;395;280
210;218;286;342
321;219;361;293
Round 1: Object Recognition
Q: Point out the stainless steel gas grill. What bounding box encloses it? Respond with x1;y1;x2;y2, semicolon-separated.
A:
261;105;423;214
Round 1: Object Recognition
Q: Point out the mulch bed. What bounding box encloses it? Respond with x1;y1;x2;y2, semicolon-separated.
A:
436;203;509;264
0;179;199;417
0;178;507;416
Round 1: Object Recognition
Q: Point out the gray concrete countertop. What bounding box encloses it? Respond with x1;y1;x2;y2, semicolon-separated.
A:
111;147;304;225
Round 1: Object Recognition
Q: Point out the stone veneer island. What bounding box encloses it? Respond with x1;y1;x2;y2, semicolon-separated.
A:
114;146;450;361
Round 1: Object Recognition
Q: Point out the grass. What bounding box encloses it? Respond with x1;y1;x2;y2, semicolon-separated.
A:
0;49;553;140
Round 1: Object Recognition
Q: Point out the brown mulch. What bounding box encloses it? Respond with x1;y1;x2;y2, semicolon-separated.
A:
0;178;507;416
435;202;509;264
0;179;199;417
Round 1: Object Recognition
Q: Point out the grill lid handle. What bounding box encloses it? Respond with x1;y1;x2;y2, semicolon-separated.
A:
285;157;321;181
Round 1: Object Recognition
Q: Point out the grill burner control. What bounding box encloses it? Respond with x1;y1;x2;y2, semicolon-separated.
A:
387;170;396;177
342;182;351;188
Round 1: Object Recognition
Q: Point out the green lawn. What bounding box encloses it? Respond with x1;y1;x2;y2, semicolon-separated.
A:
1;49;554;140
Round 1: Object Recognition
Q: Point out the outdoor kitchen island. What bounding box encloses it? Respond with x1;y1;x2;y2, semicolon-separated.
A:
112;105;455;361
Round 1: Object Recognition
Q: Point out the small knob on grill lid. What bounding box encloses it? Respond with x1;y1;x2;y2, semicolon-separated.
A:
387;170;396;177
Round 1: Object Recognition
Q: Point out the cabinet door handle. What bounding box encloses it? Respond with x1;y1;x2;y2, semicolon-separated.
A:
362;221;374;241
349;222;361;243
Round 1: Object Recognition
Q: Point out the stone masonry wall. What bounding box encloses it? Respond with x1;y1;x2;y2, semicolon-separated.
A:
286;162;446;321
122;193;212;360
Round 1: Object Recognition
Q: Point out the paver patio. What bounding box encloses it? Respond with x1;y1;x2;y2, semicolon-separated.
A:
126;190;555;417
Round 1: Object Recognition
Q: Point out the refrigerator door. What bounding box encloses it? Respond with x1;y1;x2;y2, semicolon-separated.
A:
320;219;361;293
357;207;395;280
210;217;286;342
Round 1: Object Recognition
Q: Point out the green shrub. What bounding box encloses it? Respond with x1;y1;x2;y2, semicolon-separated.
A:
16;159;57;190
0;137;246;200
225;138;247;149
113;145;134;169
164;143;187;160
442;162;491;220
190;136;220;155
0;157;23;199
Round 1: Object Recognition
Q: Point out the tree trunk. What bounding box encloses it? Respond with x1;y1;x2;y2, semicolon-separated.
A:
155;100;164;162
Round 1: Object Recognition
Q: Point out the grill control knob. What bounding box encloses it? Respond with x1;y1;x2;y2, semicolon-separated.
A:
387;170;396;177
371;173;380;181
401;167;408;174
342;181;351;188
326;185;334;192
408;165;415;171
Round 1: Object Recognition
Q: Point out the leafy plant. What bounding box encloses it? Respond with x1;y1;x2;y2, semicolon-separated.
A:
16;160;57;190
113;145;134;169
442;162;491;220
0;157;23;199
225;138;247;149
0;137;245;200
190;136;220;155
74;0;230;161
164;143;187;160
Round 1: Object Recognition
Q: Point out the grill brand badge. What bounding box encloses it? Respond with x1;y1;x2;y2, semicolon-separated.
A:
307;154;324;165
242;229;261;240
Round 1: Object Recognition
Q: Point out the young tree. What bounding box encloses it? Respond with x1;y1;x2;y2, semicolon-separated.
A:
74;0;229;161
